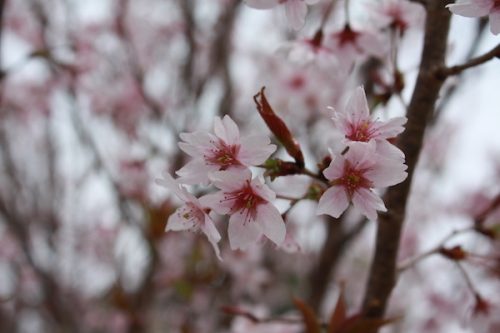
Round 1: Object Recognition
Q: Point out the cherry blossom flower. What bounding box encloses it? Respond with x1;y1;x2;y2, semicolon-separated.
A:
326;25;387;68
156;173;222;260
203;169;286;250
330;86;407;160
370;0;425;33
244;0;320;30
447;0;500;35
176;115;276;185
317;141;407;220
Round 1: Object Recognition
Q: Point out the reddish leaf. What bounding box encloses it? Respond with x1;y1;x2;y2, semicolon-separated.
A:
338;314;400;333
328;288;347;333
254;87;305;167
439;246;467;261
292;297;321;333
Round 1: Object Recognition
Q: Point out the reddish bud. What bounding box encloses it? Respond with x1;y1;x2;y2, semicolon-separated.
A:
254;87;305;167
439;246;467;261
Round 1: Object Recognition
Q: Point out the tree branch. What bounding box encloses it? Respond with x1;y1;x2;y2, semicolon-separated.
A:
361;0;452;321
437;43;500;78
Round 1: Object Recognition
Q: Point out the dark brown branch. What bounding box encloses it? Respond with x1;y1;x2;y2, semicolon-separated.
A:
308;217;368;312
361;0;452;322
437;43;500;78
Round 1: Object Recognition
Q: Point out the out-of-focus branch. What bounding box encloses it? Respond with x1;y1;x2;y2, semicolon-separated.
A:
308;217;368;312
361;0;452;322
213;2;240;117
433;17;488;122
437;43;500;78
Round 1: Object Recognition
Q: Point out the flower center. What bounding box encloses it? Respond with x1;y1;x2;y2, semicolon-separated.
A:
346;120;374;142
222;181;265;224
334;161;373;196
205;140;241;170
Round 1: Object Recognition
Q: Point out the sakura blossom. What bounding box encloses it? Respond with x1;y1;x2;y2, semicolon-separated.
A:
203;169;286;250
156;173;222;260
176;115;276;185
447;0;500;34
370;0;425;33
325;25;387;68
244;0;320;30
317;141;407;220
330;86;407;160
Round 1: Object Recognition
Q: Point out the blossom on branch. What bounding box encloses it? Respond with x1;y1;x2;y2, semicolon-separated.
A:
156;173;222;260
330;86;407;160
317;141;407;220
244;0;320;30
203;169;286;250
176;115;276;185
447;0;500;35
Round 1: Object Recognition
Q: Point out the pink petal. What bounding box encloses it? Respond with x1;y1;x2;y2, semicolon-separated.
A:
250;177;276;202
373;116;407;139
214;115;240;144
316;186;350;218
346;141;377;169
244;0;280;9
256;203;286;246
285;0;308;30
176;159;212;185
228;212;262;250
447;3;491;17
346;86;370;122
166;205;198;231
155;173;190;201
238;134;276;165
366;157;407;187
209;168;251;191
200;215;222;260
199;192;232;215
351;188;386;221
490;9;500;34
323;156;345;181
375;140;405;162
179;131;215;152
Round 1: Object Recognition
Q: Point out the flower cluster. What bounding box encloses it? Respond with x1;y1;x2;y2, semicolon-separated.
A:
157;115;286;257
317;87;408;221
158;88;407;259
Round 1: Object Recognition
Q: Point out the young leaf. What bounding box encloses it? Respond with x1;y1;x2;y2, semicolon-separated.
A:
292;297;321;333
328;288;347;333
254;87;305;167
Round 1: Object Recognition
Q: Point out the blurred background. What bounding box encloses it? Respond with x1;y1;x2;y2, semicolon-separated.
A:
0;0;499;332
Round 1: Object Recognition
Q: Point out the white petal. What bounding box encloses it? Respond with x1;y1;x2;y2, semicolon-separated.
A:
352;188;386;221
238;134;276;165
374;117;407;139
199;192;232;215
346;86;370;121
316;186;350;218
155;173;191;202
179;131;215;151
256;203;286;246
214;115;240;144
200;215;222;260
166;205;198;231
286;0;308;30
366;157;407;187
244;0;279;9
447;3;491;17
323;156;345;181
209;168;251;191
374;140;405;162
228;211;262;250
176;159;211;185
250;178;276;202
